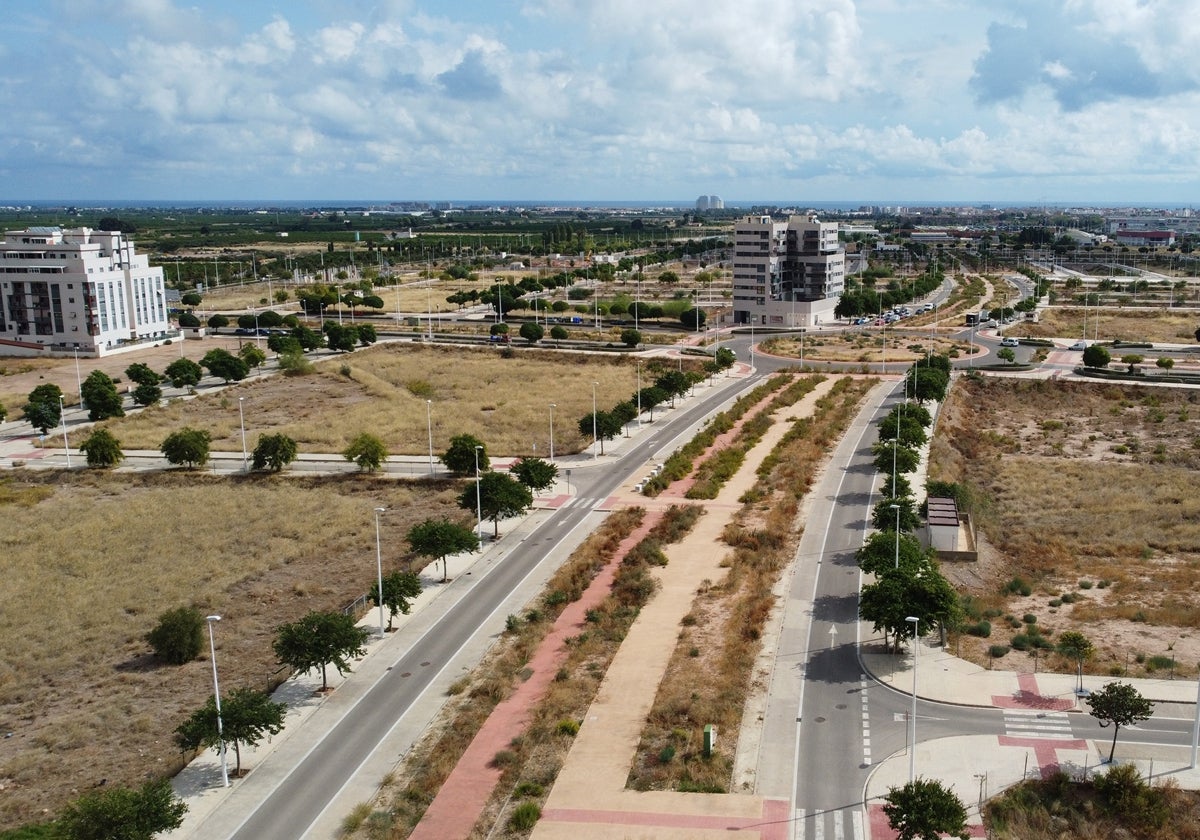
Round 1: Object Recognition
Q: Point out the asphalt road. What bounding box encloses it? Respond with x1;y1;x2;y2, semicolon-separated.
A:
226;354;766;840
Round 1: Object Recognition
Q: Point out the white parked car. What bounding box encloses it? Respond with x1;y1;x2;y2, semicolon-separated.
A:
1069;340;1088;351
999;337;1019;347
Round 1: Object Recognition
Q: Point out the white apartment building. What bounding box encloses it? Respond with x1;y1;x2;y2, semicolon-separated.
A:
732;214;844;327
0;226;172;357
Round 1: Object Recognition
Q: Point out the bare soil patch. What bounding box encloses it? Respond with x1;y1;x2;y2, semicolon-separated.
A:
1016;306;1200;345
762;331;975;365
931;375;1200;677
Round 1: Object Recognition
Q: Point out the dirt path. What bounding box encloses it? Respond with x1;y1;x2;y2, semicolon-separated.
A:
532;377;838;839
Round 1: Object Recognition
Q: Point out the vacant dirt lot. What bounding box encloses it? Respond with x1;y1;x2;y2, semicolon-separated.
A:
0;470;466;831
931;375;1200;677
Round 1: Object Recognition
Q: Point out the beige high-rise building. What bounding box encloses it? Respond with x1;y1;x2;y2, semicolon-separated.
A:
732;214;844;327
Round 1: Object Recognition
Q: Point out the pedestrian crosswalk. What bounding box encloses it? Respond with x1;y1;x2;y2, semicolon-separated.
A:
1003;709;1074;739
794;808;864;840
560;496;601;510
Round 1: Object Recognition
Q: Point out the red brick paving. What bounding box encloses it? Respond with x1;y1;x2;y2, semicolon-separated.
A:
991;673;1074;711
542;797;791;838
408;511;664;840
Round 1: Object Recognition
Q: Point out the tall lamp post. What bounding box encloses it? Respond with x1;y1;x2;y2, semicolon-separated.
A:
206;615;229;787
238;397;248;472
890;437;898;498
474;445;483;542
548;404;556;463
72;348;84;409
891;503;901;568
58;395;71;468
591;381;599;458
374;507;386;639
425;400;434;475
906;615;920;783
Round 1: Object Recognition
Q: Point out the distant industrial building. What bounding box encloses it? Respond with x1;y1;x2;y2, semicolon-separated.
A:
0;226;172;357
695;195;724;211
732;214;845;327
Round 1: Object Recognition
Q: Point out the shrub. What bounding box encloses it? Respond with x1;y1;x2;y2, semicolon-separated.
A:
556;719;580;736
988;644;1010;659
1010;634;1031;651
508;802;542;831
1145;655;1175;672
514;781;543;798
1079;580;1094;590
145;606;204;665
966;620;992;638
1023;613;1037;624
658;745;676;763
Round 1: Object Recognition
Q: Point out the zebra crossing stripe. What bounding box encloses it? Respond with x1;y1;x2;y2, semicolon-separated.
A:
1003;710;1073;739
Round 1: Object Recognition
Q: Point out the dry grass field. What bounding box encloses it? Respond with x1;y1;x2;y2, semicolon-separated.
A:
1015;306;1200;345
80;344;675;457
930;375;1200;676
761;331;976;365
0;470;465;831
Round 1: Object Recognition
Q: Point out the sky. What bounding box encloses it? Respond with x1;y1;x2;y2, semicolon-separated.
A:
2;0;1199;205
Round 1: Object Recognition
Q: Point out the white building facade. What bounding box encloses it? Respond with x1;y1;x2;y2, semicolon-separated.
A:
0;227;172;356
732;214;844;327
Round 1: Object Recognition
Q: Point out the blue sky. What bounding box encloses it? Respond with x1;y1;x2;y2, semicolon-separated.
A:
2;0;1198;204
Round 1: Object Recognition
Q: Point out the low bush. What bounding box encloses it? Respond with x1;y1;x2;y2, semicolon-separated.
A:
967;620;992;638
508;801;542;831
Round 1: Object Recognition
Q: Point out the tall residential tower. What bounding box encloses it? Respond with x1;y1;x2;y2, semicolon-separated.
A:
732;214;844;327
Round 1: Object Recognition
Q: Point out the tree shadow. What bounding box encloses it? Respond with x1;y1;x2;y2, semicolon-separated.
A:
115;652;164;672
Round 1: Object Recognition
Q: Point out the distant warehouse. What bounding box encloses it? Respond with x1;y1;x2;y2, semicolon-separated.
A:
0;226;173;357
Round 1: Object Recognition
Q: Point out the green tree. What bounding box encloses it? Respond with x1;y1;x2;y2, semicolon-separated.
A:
1057;630;1094;693
357;324;377;345
178;311;201;328
1087;681;1154;763
510;456;558;493
459;471;533;538
160;427;212;468
132;380;162;407
714;346;736;370
180;292;202;307
369;571;423;630
343;432;387;472
881;778;969;840
252;433;298;472
872;496;920;532
550;325;568;340
518;321;544;344
174;687;286;776
324;323;359;352
1120;353;1144;373
290;324;324;351
164;357;203;389
679;307;705;330
1082;344;1111;369
620;327;642;347
145;606;204;665
860;560;960;652
273;610;369;690
636;386;669;420
268;334;302;355
207;314;229;331
997;347;1016;364
56;778;186;840
655;370;692;406
239;343;267;369
200;349;249;383
1157;357;1175;371
442;434;489;476
856;530;926;576
0;399;5;422
873;440;920;483
81;370;125;421
23;383;63;434
79;427;124;468
279;350;314;375
124;363;160;387
578;410;623;455
407;519;480;582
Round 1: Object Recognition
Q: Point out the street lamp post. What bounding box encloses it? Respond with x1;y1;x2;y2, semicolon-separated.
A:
890;437;898;498
591;381;599;458
374;507;386;639
548;404;556;463
474;445;483;542
907;615;920;783
891;503;901;569
238;397;248;472
425;400;434;475
206;615;229;787
1191;666;1200;768
58;395;71;468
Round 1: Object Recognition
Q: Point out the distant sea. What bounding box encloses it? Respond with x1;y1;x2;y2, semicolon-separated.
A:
2;199;1192;211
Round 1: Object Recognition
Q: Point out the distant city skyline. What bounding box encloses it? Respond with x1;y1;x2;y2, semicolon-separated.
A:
3;1;1198;203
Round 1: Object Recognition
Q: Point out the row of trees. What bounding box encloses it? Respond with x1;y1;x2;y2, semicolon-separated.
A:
859;355;957;651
